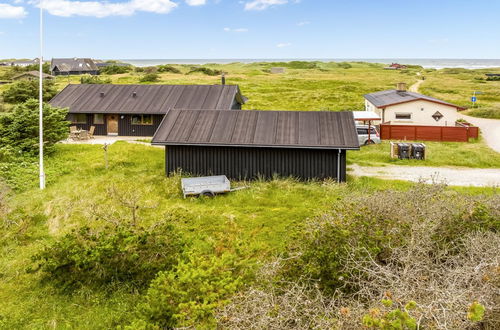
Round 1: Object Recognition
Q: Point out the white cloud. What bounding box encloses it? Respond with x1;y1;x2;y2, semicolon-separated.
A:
185;0;206;5
0;3;27;18
297;20;309;26
276;42;291;48
224;27;248;32
244;0;287;11
32;0;178;17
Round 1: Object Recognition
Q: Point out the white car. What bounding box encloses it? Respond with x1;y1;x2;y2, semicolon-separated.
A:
356;125;381;145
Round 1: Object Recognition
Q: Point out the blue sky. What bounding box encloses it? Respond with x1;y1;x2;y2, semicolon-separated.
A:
1;0;499;59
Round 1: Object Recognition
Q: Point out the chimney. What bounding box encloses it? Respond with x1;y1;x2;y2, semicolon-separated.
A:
221;73;226;85
132;92;137;98
100;92;105;97
396;82;407;92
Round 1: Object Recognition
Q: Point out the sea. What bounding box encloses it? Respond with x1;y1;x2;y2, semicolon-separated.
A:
119;58;500;70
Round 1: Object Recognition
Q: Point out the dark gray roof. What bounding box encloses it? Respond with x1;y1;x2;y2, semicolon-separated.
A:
12;71;54;80
364;90;466;110
49;84;246;114
50;58;98;72
152;110;359;150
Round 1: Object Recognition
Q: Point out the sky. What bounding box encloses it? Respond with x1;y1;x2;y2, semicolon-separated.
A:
0;0;499;59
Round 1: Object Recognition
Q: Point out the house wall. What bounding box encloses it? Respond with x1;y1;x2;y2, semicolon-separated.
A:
165;145;347;181
67;114;107;135
366;99;460;126
118;114;164;136
67;113;163;136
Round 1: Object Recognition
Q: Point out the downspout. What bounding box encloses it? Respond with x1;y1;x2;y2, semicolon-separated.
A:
337;149;341;183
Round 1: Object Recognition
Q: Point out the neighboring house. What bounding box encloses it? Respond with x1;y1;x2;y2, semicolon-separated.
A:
364;83;466;126
10;59;39;67
50;58;99;76
151;109;359;181
384;63;408;70
12;71;54;81
49;84;247;136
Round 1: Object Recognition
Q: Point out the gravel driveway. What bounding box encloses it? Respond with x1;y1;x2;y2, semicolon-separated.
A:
349;164;500;187
459;114;500;153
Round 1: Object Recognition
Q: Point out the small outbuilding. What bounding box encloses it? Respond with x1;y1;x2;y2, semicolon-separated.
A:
49;84;247;136
152;109;359;181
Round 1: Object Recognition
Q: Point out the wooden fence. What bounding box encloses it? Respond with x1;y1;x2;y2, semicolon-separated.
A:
380;124;479;142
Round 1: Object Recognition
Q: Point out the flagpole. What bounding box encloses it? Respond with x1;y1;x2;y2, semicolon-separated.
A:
39;0;45;189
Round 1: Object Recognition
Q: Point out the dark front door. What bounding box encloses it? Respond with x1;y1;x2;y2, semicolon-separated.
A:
107;114;118;135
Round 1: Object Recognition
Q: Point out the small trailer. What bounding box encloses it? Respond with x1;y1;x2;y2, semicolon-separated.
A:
181;175;246;198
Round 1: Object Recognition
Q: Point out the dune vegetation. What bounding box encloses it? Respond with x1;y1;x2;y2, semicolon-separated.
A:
0;61;499;328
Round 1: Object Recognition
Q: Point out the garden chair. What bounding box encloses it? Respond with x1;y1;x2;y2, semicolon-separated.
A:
69;126;78;140
79;130;89;140
88;126;95;139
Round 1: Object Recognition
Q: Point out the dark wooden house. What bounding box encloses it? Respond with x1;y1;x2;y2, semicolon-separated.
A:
12;71;54;81
152;109;359;181
50;58;99;76
49;84;246;136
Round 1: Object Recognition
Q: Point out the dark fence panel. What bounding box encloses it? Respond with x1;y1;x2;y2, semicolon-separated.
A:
380;124;479;142
165;145;347;181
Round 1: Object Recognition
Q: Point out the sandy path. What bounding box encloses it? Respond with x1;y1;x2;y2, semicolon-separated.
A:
349;164;500;187
409;79;424;92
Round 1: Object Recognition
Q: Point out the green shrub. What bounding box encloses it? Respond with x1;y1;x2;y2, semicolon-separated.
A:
139;73;159;83
362;299;418;329
157;65;181;74
133;253;245;328
99;65;131;75
337;62;353;69
2;79;57;104
80;75;112;84
134;67;145;73
0;100;69;156
486;76;500;81
187;67;222;76
30;222;184;290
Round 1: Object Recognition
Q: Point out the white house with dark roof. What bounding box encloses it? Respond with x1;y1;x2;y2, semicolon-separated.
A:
50;58;99;76
364;83;466;126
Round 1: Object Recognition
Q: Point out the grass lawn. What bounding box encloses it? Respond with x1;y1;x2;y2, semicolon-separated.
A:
0;142;496;328
348;138;500;168
422;67;500;119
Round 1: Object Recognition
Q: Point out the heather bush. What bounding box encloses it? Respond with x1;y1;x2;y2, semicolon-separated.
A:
80;75;112;84
218;185;500;329
30;222;184;290
157;65;181;74
187;67;222;76
139;73;159;82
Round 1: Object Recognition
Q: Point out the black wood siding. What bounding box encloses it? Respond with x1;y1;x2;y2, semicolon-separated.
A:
118;114;164;136
67;114;107;135
67;114;163;136
165;145;347;181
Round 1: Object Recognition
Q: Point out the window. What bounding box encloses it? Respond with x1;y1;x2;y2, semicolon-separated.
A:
357;128;368;135
395;113;412;120
70;113;87;124
131;114;153;125
93;114;104;124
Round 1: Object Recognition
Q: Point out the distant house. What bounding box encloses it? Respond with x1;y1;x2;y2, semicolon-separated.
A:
10;59;39;67
270;67;286;74
12;71;54;81
151;109;359;181
50;58;99;76
49;84;247;136
384;63;407;70
364;83;466;126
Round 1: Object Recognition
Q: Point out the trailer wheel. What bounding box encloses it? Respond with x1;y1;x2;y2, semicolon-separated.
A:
200;190;215;198
365;139;375;145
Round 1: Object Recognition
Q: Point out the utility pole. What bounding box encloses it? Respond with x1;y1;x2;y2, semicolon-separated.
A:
39;0;45;189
